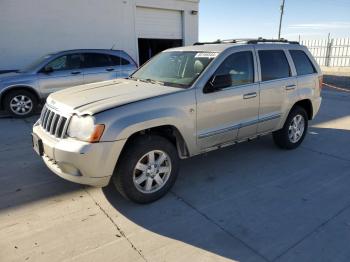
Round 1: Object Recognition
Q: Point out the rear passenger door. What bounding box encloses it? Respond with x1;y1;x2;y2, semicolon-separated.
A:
81;53;116;84
256;49;297;134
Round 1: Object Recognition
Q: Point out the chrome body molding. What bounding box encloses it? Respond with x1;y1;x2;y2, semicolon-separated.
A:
198;113;282;139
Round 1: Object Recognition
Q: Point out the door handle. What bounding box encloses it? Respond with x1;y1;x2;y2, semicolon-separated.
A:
243;92;257;99
71;71;81;75
106;68;114;72
285;84;296;90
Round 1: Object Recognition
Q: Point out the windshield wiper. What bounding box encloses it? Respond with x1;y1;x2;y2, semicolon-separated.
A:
133;78;187;88
163;82;187;88
128;76;138;81
148;79;165;85
138;78;165;86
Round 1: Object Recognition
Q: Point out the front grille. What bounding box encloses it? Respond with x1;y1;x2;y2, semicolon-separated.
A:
40;106;69;138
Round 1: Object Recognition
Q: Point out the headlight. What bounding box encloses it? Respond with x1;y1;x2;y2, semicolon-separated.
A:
67;115;105;143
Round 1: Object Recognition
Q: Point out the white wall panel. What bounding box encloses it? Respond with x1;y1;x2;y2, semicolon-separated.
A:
0;0;199;70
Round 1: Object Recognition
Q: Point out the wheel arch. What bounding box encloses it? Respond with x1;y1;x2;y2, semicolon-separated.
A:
122;125;190;159
291;99;313;120
0;85;41;110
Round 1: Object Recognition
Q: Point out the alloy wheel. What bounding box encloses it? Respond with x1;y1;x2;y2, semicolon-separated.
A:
133;150;172;194
288;114;305;143
9;95;33;115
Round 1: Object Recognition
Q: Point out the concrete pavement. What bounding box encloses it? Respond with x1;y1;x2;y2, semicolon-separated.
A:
0;88;350;262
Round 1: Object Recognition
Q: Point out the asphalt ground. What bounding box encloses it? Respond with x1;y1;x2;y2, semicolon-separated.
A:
0;86;350;262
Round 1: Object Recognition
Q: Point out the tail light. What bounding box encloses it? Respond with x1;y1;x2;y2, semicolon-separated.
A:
318;75;323;90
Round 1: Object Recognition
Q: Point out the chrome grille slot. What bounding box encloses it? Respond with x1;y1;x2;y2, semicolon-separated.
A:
45;111;54;130
39;105;69;138
42;107;50;127
50;114;59;135
55;117;64;137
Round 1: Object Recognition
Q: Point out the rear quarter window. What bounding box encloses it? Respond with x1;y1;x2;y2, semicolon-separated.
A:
290;50;317;76
110;55;130;66
259;50;291;81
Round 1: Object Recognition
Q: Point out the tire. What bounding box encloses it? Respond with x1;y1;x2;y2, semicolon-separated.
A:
113;135;180;204
273;106;308;150
4;90;38;118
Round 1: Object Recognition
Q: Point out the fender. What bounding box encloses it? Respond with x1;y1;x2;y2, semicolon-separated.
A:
96;90;198;156
0;85;42;107
103;108;197;155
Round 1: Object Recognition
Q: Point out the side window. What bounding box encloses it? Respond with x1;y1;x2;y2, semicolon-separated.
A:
110;55;130;66
82;53;111;68
45;54;82;71
290;50;316;76
215;51;254;87
259;50;291;81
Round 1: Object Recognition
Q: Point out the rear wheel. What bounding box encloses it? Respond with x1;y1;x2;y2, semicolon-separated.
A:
4;90;38;118
273;106;308;150
113;135;179;204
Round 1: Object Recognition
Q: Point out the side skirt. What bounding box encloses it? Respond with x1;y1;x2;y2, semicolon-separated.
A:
198;130;274;155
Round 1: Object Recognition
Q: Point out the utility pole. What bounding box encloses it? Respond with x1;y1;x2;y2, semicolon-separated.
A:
278;0;286;39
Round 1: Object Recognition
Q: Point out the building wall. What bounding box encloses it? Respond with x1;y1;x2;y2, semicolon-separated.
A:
0;0;199;70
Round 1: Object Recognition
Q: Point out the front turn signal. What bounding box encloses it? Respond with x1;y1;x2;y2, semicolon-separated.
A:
89;124;105;143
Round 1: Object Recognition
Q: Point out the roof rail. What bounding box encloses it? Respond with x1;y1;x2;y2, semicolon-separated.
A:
247;38;299;44
193;39;251;45
193;40;223;45
193;38;299;45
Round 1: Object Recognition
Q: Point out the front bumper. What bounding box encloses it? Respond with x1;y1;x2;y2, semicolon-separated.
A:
33;124;126;187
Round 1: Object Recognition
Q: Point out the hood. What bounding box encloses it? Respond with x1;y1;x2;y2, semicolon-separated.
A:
0;70;18;75
0;71;32;82
0;72;19;79
47;79;182;115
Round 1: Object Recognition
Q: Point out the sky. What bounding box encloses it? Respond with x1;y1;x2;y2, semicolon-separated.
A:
199;0;350;41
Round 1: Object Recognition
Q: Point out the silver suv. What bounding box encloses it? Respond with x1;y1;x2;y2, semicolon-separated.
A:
32;39;322;203
0;49;137;117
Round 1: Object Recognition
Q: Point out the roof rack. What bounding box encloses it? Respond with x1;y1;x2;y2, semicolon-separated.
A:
193;39;251;45
193;38;299;45
247;38;299;44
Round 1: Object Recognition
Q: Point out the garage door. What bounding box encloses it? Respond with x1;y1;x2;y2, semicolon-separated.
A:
136;7;183;39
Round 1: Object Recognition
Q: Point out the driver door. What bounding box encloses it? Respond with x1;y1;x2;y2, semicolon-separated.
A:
196;50;260;150
38;54;84;98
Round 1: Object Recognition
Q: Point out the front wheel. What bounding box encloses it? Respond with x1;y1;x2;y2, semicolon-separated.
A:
113;135;179;204
273;106;308;150
4;90;38;118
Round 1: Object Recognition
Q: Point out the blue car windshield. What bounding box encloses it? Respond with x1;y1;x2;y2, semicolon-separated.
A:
131;51;218;88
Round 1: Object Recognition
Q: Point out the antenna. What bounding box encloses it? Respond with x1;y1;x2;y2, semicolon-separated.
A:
110;43;122;78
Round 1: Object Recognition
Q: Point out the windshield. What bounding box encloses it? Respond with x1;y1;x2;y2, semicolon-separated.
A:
131;51;218;88
19;54;53;73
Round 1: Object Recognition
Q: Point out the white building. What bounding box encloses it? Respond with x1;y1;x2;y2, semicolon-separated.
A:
0;0;199;70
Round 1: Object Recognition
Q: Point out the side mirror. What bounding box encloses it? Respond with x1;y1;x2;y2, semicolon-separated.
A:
204;74;232;93
42;66;54;74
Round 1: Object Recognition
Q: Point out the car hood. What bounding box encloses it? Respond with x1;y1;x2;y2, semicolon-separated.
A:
0;72;32;82
47;79;182;115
